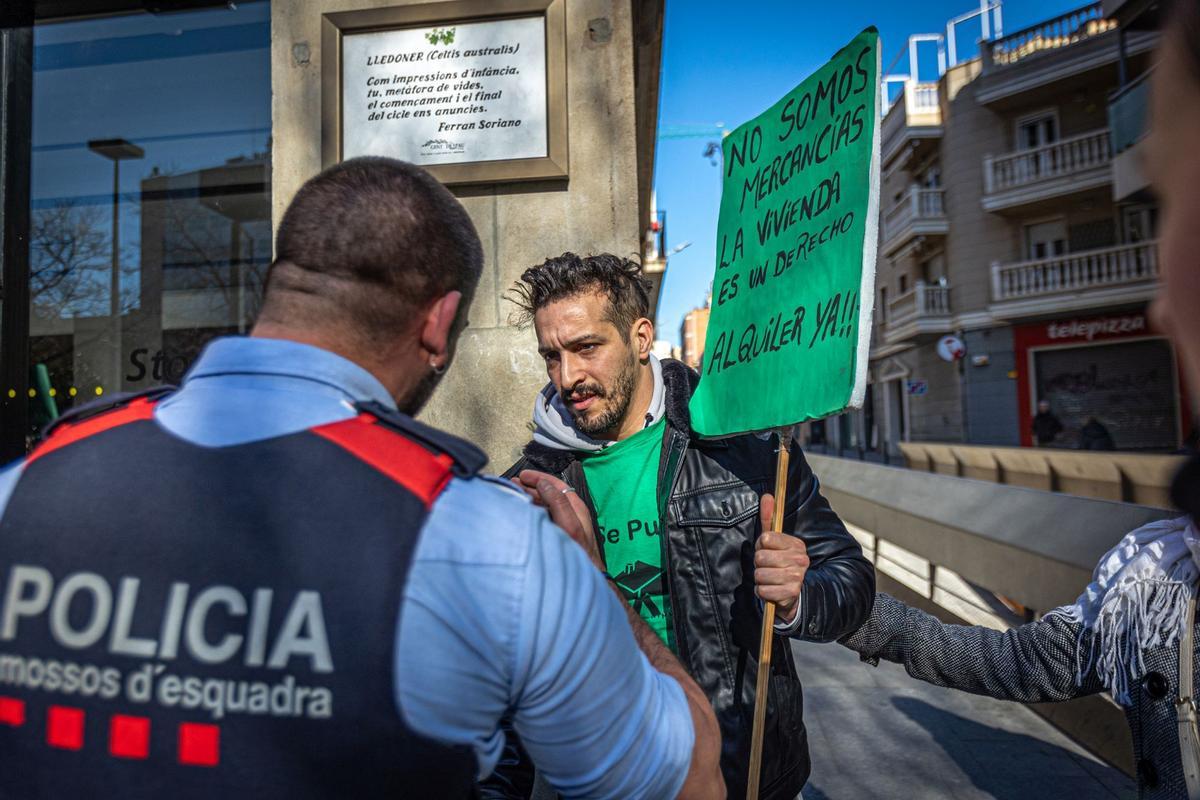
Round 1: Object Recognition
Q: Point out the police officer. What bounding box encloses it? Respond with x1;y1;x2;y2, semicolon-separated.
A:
0;158;723;799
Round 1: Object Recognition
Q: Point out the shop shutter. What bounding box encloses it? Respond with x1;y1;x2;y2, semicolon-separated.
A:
1034;337;1177;451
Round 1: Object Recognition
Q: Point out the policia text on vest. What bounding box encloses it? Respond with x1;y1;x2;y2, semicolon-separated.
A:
0;565;334;721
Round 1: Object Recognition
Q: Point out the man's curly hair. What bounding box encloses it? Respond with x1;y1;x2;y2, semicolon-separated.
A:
508;252;652;341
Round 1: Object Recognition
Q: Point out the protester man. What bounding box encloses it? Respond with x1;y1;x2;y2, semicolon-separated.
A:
491;253;875;800
0;159;723;799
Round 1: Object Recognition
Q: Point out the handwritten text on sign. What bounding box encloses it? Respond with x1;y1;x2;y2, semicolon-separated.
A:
688;29;880;437
341;16;547;165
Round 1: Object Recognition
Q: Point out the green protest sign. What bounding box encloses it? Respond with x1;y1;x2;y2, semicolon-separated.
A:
688;28;881;437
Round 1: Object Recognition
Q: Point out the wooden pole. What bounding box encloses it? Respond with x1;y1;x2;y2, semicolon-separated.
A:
746;426;792;800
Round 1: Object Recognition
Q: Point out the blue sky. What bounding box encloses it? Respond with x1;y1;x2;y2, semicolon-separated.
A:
653;0;1089;346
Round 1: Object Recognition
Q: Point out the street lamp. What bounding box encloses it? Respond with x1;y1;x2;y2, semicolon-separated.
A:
88;138;143;389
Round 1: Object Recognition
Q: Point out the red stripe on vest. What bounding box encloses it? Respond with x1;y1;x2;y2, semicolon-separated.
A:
26;397;159;466
311;413;454;508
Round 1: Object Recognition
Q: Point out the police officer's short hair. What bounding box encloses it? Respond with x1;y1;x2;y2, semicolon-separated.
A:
509;252;651;341
261;157;483;341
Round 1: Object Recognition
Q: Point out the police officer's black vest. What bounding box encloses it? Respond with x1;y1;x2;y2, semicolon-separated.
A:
0;390;485;798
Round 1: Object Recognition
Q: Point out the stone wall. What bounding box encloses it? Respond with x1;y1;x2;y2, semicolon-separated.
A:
271;0;643;470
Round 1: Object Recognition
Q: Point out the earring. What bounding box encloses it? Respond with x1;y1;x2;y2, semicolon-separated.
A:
430;357;446;375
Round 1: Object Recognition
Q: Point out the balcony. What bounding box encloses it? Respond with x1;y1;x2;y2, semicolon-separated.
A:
881;81;942;172
1110;73;1150;155
882;187;948;256
1109;71;1153;201
881;281;953;344
989;240;1159;318
982;129;1111;212
976;3;1156;106
986;4;1114;70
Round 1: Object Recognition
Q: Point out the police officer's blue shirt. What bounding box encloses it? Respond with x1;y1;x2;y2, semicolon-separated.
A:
0;337;695;800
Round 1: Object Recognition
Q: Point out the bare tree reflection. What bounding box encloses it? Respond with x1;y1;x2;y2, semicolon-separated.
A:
157;188;267;328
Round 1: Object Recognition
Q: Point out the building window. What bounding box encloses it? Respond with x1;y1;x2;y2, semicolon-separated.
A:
920;252;946;283
1067;219;1117;252
1016;111;1058;150
899;274;909;293
1122;204;1159;243
1024;219;1067;260
920;164;941;188
19;2;271;441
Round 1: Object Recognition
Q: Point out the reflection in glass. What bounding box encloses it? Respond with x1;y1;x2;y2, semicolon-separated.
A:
26;2;271;436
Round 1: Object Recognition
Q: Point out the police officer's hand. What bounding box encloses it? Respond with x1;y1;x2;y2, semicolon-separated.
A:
516;470;603;570
754;492;809;624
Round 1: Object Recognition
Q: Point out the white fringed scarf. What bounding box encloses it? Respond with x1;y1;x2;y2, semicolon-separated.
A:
1050;516;1200;706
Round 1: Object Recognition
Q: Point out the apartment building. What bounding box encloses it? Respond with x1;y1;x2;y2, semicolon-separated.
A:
680;302;710;371
852;1;1184;457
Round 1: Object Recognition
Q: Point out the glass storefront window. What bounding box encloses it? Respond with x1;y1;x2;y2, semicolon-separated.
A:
23;2;270;438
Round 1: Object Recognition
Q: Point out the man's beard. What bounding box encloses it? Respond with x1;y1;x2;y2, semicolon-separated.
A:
563;353;639;438
399;369;442;417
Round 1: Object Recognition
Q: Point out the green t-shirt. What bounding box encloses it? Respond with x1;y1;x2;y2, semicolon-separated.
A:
581;417;673;649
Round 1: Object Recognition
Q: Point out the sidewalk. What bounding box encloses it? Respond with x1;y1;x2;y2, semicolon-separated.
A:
793;638;1136;799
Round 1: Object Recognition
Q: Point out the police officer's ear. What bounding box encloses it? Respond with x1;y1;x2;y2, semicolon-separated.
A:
420;291;463;368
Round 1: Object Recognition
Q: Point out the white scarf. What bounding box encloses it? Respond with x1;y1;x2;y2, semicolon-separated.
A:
1050;515;1200;705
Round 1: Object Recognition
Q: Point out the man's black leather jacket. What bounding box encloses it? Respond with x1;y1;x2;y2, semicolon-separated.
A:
492;359;875;800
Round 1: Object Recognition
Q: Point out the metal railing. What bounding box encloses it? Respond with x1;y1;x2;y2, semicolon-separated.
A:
883;187;945;243
1109;70;1152;155
984;2;1115;69
991;240;1159;301
983;128;1111;195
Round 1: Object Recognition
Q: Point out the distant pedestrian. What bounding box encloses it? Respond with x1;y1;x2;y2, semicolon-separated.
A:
1032;399;1064;446
1078;417;1117;451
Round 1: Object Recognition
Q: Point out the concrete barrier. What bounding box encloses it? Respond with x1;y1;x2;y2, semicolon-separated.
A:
1042;451;1124;502
991;447;1054;492
950;445;1001;483
1111;453;1187;508
888;442;1186;508
923;443;961;477
898;442;930;472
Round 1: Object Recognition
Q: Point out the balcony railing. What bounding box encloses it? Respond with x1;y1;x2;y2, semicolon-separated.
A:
886;281;952;327
906;83;939;115
881;81;942;164
883;187;946;246
1109;70;1151;155
991;240;1158;302
983;128;1111;195
984;3;1116;70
